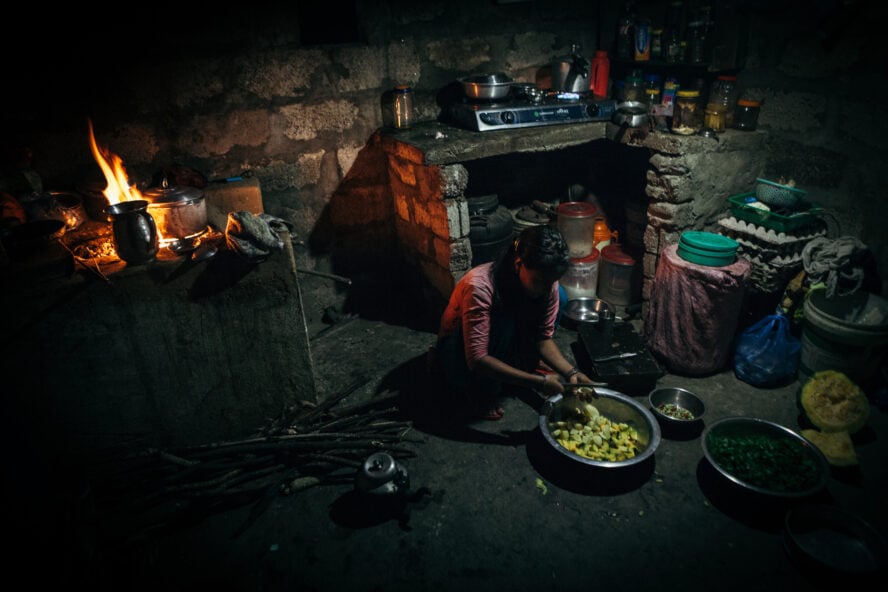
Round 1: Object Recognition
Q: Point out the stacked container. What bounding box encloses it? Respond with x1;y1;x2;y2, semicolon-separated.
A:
561;248;601;300
556;202;598;259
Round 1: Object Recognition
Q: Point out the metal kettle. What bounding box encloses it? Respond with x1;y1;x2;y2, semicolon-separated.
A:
551;43;590;93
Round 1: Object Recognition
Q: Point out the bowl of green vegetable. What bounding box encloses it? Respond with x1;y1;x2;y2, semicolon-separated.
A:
702;417;830;499
649;386;705;438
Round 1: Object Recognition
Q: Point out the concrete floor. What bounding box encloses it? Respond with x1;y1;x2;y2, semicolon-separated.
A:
13;273;888;591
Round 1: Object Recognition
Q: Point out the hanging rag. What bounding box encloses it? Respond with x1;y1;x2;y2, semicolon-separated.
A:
802;236;869;298
225;211;290;259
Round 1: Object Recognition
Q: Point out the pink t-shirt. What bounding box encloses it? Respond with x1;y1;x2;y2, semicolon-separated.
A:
438;262;560;366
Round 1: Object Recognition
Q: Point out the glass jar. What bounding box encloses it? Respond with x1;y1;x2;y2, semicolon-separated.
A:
672;89;702;135
734;99;761;131
707;75;738;128
622;75;644;102
703;103;726;132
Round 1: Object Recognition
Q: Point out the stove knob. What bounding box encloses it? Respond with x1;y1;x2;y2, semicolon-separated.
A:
586;103;600;118
501;111;516;124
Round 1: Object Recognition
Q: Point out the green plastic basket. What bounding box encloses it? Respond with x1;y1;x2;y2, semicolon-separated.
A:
728;193;823;233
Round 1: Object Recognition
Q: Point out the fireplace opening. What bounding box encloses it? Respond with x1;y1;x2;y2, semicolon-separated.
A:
462;139;652;260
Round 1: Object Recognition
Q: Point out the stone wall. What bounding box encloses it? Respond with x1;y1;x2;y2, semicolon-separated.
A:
4;0;886;302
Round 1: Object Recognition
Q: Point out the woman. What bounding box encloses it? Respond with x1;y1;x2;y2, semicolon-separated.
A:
434;224;593;420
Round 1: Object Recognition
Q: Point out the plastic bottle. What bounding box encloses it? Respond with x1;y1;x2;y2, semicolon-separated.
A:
616;2;636;60
589;50;610;99
663;0;685;64
634;19;651;61
392;85;414;129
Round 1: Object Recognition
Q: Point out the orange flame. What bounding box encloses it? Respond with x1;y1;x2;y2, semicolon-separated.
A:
88;119;143;206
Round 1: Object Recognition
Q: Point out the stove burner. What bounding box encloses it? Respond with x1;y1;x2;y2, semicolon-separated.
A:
448;95;617;132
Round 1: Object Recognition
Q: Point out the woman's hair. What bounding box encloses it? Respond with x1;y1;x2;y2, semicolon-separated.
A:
491;224;570;311
513;224;571;276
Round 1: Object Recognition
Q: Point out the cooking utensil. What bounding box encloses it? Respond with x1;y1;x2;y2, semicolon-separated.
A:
594;351;639;363
612;101;650;128
702;417;829;499
142;180;207;242
459;73;513;100
550;44;590;93
105;200;159;265
784;504;888;578
540;388;661;469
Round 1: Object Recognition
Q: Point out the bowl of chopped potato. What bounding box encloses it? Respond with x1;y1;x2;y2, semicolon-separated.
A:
539;387;661;469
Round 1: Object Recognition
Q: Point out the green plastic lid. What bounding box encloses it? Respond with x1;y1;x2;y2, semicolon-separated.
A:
680;231;738;254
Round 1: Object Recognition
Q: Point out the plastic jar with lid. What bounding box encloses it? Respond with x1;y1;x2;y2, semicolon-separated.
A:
557;201;598;259
561;249;601;300
734;99;761;130
672;90;702;135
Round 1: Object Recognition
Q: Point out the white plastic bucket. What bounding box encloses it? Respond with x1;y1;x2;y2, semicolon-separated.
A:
799;290;888;382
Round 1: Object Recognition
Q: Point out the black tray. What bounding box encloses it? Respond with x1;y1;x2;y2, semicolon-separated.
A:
575;322;664;396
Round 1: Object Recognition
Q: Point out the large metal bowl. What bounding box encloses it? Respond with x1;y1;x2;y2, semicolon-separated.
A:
459;72;514;100
702;417;830;499
561;297;612;329
539;388;661;469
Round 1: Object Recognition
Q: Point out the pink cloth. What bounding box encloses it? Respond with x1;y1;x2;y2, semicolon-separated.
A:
438;262;559;366
644;243;751;376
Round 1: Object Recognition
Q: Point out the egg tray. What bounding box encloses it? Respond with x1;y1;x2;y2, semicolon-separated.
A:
728;193;823;233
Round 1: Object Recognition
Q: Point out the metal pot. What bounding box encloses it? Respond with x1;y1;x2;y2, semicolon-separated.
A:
612;101;650;127
142;182;207;242
459;72;513;100
551;44;590;93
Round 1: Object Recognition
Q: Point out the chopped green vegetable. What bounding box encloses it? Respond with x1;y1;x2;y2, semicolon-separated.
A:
706;432;821;492
657;402;695;420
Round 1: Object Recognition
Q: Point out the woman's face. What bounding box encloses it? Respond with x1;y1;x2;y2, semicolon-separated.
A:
515;258;560;298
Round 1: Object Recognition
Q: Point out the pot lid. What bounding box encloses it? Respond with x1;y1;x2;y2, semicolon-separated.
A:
571;248;600;264
601;243;635;264
557;201;597;219
680;231;738;253
143;179;204;205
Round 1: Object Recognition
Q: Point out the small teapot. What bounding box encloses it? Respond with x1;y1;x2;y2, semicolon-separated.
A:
550;43;590;93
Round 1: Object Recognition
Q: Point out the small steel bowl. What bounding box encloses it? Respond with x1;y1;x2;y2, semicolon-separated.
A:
649;387;705;424
561;297;612;329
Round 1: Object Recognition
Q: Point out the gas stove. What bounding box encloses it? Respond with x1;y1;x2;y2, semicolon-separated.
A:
447;94;617;132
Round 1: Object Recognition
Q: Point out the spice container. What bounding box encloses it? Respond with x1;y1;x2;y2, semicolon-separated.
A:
734;99;761;131
671;89;702;135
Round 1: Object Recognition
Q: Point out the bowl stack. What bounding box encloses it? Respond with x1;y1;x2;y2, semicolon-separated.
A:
677;231;739;267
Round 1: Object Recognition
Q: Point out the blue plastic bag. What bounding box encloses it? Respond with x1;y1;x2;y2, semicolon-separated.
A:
733;313;801;387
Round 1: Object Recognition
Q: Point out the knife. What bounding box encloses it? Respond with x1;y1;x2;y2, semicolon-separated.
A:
593;351;640;363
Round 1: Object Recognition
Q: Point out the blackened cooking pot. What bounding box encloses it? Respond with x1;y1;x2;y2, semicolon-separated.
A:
142;181;207;241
